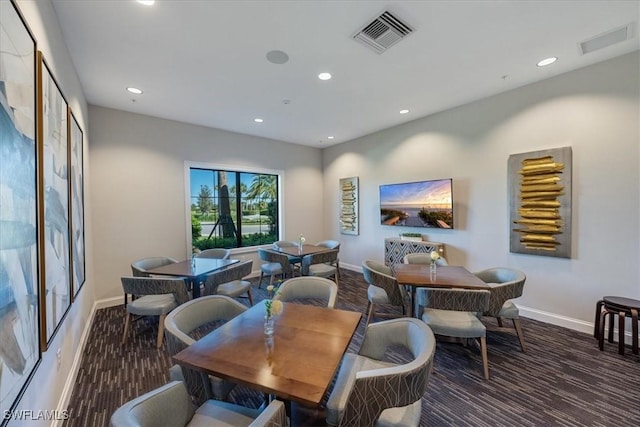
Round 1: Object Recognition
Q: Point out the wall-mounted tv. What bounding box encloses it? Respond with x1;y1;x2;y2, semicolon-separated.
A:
380;178;454;229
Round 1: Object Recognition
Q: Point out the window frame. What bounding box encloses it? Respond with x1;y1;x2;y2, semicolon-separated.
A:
184;161;284;256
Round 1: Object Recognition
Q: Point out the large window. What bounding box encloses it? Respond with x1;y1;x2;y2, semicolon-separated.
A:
188;166;280;250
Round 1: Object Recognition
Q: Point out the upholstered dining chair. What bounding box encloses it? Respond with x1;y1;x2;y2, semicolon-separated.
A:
300;249;339;285
120;276;189;348
110;380;287;427
196;248;231;260
202;260;254;305
420;288;491;380
273;276;338;308
325;318;436;427
164;295;247;403
474;267;527;352
362;260;409;326
402;253;449;315
315;239;341;277
257;249;293;288
272;240;302;267
129;256;178;306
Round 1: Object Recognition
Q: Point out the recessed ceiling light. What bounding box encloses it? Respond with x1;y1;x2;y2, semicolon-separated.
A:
318;72;332;81
399;109;409;114
254;118;264;123
537;57;557;67
327;136;335;140
126;87;143;94
137;1;155;5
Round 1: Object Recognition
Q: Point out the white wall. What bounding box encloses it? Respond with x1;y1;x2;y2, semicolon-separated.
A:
88;106;323;301
11;1;93;425
323;52;640;330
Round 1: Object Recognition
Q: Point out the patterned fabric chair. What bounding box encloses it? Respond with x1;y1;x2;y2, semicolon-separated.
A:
129;256;178;306
420;288;491;380
274;276;338;308
272;240;302;266
202;260;254;305
474;268;527;352
196;248;231;260
300;249;339;285
362;260;409;326
325;318;436;427
164;295;247;404
257;249;294;288
110;380;287;427
120;276;189;348
315;239;341;277
402;254;448;315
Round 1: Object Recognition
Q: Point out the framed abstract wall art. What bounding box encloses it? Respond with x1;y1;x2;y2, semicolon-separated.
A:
37;52;71;347
69;111;85;298
508;147;572;258
339;177;358;235
0;1;41;423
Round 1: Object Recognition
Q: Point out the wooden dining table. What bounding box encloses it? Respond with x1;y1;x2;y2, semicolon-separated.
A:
272;244;330;257
393;264;489;317
172;300;361;409
146;258;239;298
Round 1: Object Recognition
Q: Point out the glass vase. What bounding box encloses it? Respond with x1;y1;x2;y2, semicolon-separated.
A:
430;261;437;274
264;315;274;337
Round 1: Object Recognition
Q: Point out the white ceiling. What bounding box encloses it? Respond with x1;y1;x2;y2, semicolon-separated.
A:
51;0;639;147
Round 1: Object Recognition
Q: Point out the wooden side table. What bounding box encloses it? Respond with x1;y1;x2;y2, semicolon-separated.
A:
596;296;640;355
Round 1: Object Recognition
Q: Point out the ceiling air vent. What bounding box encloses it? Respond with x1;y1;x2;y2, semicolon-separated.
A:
353;11;414;54
578;23;634;55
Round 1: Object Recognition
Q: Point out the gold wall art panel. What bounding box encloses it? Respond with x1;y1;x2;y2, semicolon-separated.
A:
339;177;358;235
508;147;572;258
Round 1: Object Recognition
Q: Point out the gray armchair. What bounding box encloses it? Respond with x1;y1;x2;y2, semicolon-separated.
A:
315;239;341;277
475;267;527;351
196;248;231;259
362;260;409;326
164;295;247;404
273;276;338;308
257;249;294;288
300;249;339;285
421;288;491;379
202;260;254;305
325;318;436;427
110;380;287;427
272;240;302;266
120;276;189;348
128;256;178;306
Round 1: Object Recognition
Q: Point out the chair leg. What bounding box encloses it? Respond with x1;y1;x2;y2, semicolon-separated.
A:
618;311;625;355
366;303;375;327
157;314;166;348
512;318;527;352
258;272;265;289
480;336;489;380
122;312;131;345
598;309;607;351
632;308;639;355
496;317;504;327
247;289;254;306
594;300;604;338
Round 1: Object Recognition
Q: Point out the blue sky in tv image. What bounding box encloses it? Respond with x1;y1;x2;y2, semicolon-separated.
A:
379;179;453;229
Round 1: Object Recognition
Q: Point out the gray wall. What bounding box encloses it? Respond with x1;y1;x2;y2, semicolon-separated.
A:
323;52;640;330
89;106;324;301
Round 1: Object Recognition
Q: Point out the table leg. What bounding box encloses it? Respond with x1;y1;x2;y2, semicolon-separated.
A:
618;311;625;355
190;278;200;298
598;309;607;351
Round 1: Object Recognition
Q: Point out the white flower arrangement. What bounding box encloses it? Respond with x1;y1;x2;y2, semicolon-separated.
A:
298;234;306;247
430;250;440;261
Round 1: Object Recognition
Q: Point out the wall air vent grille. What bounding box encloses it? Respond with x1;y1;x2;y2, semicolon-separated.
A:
579;23;634;55
353;11;414;54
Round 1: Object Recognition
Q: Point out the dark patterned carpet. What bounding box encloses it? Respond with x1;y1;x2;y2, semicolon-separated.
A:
65;269;640;427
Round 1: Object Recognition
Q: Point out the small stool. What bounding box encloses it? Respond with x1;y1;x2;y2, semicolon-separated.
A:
596;296;640;355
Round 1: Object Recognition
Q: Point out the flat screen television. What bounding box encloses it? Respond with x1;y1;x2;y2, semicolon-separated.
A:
379;178;454;229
